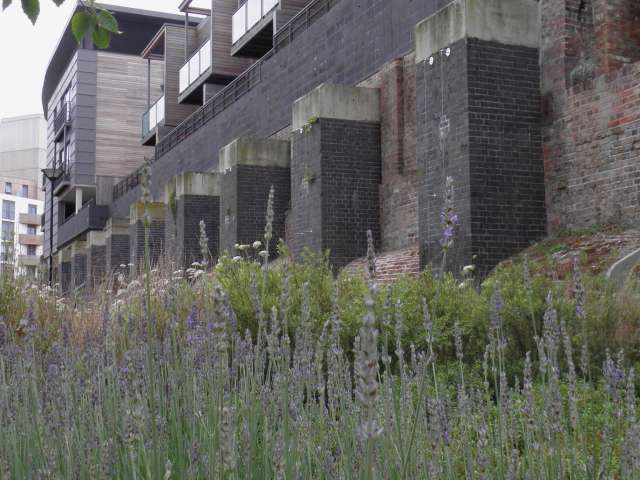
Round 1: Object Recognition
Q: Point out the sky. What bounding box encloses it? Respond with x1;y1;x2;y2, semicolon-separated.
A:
0;0;188;120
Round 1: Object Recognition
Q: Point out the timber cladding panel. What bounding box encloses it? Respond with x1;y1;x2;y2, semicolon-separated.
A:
95;51;162;178
165;26;199;128
211;0;253;77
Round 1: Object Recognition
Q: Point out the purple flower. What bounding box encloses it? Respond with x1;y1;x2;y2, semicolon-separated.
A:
186;306;198;329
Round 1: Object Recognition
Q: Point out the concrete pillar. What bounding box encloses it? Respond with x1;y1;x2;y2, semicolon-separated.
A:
105;218;130;276
415;0;545;277
290;83;382;269
71;240;87;289
218;137;291;254
165;171;220;268
129;201;166;274
87;230;107;289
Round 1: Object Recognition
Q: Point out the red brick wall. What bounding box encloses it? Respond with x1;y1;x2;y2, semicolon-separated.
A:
359;54;418;251
542;0;640;232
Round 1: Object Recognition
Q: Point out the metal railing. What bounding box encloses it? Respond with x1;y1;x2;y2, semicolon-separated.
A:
53;101;71;140
155;0;338;162
113;168;142;201
142;96;165;138
232;0;279;43
179;40;212;94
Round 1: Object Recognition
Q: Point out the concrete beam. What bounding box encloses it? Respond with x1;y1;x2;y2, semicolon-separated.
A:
130;201;166;224
88;230;107;247
292;83;380;131
106;217;130;237
175;171;220;197
219;137;291;172
415;0;540;63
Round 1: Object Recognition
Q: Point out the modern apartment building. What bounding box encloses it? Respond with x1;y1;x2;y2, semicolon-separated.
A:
43;0;640;289
0;178;44;278
41;3;190;289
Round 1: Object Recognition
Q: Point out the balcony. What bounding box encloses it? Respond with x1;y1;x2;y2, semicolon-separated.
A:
178;40;212;100
18;255;41;267
53;101;71;141
19;213;41;226
232;0;279;57
53;170;71;196
141;96;165;145
18;234;44;246
57;201;109;249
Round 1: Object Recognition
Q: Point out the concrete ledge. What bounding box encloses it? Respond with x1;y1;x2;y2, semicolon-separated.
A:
88;230;106;247
219;137;291;172
292;83;380;131
176;171;220;197
415;0;540;63
71;240;87;256
106;217;129;236
606;247;640;284
130;201;166;224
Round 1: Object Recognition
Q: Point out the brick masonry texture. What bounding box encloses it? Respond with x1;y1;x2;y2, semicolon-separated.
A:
174;195;220;267
72;253;87;289
542;0;640;232
219;165;290;254
106;234;129;274
345;246;420;284
417;38;546;277
60;261;71;293
129;220;165;272
87;245;106;288
359;54;418;251
290;118;381;269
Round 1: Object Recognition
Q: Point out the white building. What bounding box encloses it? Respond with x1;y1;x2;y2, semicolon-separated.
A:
0;179;44;278
0;114;46;278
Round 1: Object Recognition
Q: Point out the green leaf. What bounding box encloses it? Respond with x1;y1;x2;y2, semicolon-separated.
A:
51;0;65;6
21;0;39;24
71;10;91;43
96;8;118;33
2;0;12;12
91;24;110;49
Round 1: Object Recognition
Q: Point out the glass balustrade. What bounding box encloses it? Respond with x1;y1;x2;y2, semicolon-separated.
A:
141;95;165;138
232;0;280;45
178;40;212;94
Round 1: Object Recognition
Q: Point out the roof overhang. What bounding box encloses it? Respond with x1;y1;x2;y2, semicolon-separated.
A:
178;0;211;16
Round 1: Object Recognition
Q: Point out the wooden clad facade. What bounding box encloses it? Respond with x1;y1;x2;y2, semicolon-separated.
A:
275;0;314;30
44;49;98;256
165;25;199;127
210;0;252;78
95;52;163;178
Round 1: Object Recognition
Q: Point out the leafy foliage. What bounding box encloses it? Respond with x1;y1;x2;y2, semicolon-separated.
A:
2;0;119;48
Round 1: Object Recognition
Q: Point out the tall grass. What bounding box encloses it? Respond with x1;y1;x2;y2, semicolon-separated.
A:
0;238;638;479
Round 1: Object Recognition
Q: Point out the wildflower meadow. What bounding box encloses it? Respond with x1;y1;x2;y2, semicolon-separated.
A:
0;180;639;479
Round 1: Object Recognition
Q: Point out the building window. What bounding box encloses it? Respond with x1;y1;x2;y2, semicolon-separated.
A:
27;245;37;256
27;225;37;235
21;185;28;197
4;182;11;194
28;204;37;215
2;200;15;220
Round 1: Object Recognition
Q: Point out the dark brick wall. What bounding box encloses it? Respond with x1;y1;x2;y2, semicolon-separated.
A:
171;195;220;267
88;245;106;288
106;234;130;274
112;0;446;215
219;165;290;254
72;253;87;289
417;38;545;277
60;261;71;293
291;118;381;269
129;220;165;272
